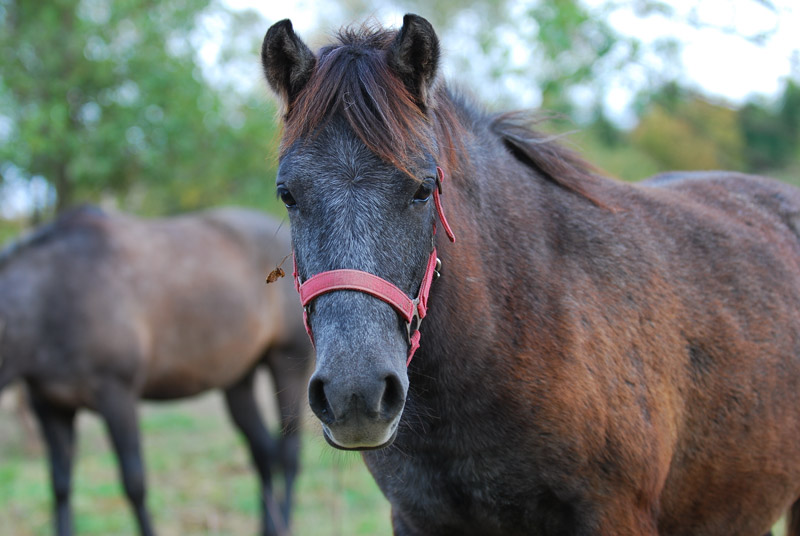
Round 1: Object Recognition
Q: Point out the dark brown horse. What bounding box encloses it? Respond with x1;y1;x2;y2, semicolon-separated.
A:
0;206;313;536
261;14;800;536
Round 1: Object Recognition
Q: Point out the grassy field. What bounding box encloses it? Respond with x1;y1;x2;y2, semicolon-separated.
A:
1;377;791;536
0;375;392;536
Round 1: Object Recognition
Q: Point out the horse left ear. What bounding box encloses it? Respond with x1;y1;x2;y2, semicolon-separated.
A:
261;19;316;109
387;14;440;110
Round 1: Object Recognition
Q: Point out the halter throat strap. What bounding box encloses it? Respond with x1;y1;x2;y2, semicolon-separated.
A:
293;167;455;366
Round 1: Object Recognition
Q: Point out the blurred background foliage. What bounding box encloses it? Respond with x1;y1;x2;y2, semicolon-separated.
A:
0;0;283;236
1;0;798;237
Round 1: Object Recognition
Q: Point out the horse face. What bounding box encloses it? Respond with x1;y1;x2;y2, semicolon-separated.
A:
277;122;438;449
264;14;442;450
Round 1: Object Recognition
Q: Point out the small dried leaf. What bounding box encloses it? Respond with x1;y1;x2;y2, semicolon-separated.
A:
265;254;291;284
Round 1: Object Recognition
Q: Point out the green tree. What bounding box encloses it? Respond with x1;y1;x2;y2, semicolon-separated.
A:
632;89;745;171
739;81;800;172
0;0;280;216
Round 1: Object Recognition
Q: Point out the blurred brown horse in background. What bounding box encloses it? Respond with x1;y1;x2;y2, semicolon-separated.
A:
0;205;312;536
262;13;800;536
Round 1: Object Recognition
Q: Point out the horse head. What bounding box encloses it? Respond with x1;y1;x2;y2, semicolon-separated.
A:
262;15;451;450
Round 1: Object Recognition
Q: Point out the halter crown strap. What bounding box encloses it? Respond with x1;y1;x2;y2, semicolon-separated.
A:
293;167;455;366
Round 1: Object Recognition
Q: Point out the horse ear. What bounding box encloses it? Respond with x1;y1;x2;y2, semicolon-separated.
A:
261;19;316;107
387;14;441;109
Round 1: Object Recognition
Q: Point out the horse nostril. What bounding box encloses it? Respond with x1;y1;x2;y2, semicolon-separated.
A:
380;374;405;420
309;376;335;425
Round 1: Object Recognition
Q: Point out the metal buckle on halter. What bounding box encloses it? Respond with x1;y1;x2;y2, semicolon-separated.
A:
405;298;421;344
303;295;314;320
405;257;442;343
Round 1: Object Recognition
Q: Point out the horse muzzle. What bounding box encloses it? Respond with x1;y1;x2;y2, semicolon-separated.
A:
308;364;407;450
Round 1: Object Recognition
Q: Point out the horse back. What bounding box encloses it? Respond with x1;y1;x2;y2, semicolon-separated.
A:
108;208;298;398
644;170;800;234
1;207;301;404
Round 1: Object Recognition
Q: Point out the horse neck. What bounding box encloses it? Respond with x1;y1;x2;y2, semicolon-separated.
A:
414;138;534;376
413;120;613;401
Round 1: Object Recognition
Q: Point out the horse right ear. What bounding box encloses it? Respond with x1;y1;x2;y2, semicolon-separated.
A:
387;14;441;110
261;19;316;108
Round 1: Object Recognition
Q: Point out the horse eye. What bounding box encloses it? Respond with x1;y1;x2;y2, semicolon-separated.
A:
413;179;436;203
277;185;297;208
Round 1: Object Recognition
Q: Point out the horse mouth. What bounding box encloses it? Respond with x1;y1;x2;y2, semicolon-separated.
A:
320;420;400;451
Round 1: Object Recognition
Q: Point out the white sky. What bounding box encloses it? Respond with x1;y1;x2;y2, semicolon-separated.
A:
604;0;799;100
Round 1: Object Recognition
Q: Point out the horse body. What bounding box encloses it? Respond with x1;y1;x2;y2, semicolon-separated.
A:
261;15;800;535
367;166;800;535
0;206;312;536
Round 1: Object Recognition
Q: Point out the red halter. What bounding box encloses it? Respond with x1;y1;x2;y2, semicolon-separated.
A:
294;167;455;366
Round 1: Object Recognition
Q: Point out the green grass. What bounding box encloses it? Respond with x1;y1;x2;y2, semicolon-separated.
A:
0;386;391;536
1;386;790;535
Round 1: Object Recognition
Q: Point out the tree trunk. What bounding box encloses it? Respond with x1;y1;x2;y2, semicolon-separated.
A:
54;162;73;214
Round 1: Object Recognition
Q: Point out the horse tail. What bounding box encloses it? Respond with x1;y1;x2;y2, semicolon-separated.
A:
785;499;800;536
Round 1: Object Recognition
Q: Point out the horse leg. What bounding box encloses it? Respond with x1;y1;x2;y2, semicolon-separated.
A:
29;388;77;536
786;498;800;536
94;380;155;536
223;369;284;536
268;348;309;529
16;383;41;453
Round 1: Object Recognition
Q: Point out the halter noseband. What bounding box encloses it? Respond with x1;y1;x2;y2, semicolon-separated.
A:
293;167;456;366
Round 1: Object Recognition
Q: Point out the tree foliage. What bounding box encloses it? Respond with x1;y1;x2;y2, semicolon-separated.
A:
632;85;745;171
739;81;800;172
0;0;280;216
0;0;796;224
333;0;699;120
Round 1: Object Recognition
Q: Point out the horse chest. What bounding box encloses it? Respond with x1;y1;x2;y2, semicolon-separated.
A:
364;436;584;536
361;380;608;535
365;448;512;534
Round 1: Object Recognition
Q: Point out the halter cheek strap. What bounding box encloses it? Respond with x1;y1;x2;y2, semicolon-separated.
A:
293;167;455;366
434;166;455;243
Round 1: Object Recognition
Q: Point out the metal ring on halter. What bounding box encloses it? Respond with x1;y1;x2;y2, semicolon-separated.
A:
405;298;421;344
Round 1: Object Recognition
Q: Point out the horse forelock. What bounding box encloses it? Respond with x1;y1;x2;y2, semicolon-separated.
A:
279;22;601;201
281;23;466;179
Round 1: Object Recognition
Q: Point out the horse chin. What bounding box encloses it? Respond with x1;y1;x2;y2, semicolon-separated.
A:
321;421;400;451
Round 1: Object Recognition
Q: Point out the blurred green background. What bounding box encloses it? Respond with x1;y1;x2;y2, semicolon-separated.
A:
1;0;798;534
